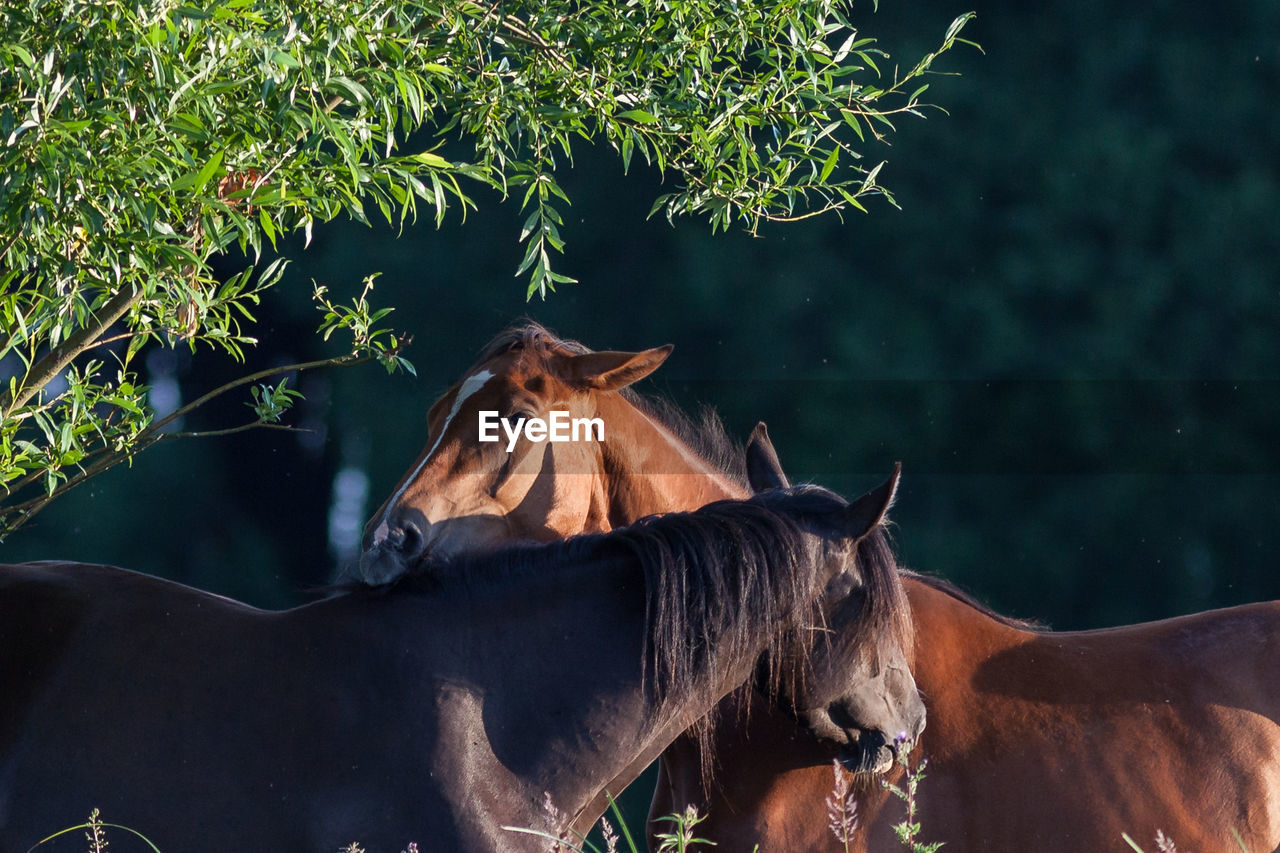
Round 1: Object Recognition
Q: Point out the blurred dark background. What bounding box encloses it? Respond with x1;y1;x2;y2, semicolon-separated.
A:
6;0;1279;638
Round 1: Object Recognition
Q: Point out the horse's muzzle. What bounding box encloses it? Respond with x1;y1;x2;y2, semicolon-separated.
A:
838;713;924;776
838;729;901;775
356;520;430;585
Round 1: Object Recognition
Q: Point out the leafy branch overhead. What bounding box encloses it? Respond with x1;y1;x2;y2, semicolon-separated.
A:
0;0;975;537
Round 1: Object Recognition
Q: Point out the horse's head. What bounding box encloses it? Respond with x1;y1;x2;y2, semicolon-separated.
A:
747;424;925;775
359;323;673;583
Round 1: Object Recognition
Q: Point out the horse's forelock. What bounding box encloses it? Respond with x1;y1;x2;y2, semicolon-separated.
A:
470;321;592;373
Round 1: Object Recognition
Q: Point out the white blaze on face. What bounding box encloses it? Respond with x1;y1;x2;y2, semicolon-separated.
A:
369;369;495;548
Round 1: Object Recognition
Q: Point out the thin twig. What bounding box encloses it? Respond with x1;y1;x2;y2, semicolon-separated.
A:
162;422;304;440
1;350;379;535
146;352;367;436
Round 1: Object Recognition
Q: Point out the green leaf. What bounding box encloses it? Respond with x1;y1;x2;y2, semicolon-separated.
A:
519;208;541;242
819;147;839;183
171;149;225;194
945;12;976;43
269;50;301;69
326;76;372;105
405;151;450;169
5;43;35;68
258;208;276;248
618;109;658;124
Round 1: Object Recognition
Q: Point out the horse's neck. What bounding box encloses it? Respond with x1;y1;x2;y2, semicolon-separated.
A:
389;559;663;837
596;395;746;523
571;704;714;839
451;544;775;841
903;577;1040;754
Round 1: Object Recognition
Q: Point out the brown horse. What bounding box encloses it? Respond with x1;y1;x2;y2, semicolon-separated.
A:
1;471;920;852
363;322;1280;852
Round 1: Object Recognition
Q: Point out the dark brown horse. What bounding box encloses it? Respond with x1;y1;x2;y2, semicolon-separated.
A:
363;322;1280;851
1;474;920;852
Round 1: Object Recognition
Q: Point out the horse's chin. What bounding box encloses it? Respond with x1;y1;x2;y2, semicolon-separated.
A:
837;732;901;776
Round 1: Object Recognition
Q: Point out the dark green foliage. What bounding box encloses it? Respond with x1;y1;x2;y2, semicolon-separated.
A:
0;0;971;537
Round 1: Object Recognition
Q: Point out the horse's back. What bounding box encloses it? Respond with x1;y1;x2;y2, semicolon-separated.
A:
951;599;1280;850
0;559;238;703
1105;599;1280;712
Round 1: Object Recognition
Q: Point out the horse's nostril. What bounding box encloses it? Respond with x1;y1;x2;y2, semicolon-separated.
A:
396;520;427;561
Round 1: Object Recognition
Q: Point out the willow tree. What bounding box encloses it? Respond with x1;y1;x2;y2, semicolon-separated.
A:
0;0;975;537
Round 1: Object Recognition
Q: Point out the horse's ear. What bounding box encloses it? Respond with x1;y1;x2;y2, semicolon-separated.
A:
746;422;791;491
843;463;902;539
555;345;673;391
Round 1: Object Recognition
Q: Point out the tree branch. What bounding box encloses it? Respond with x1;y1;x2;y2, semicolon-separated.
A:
0;349;380;538
0;285;142;420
